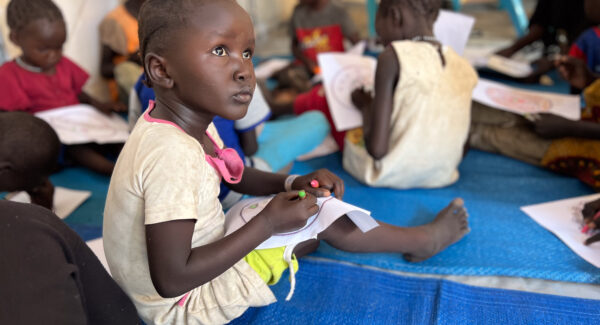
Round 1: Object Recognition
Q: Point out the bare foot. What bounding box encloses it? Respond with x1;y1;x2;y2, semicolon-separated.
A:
403;198;470;262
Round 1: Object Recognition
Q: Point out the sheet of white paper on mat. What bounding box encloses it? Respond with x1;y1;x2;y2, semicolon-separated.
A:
7;187;91;219
86;238;111;275
35;104;130;145
473;79;581;120
254;58;291;80
521;194;600;268
433;10;475;56
485;54;533;78
225;196;379;249
318;53;377;131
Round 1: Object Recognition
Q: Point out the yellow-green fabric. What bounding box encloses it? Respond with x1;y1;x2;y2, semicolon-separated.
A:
245;247;298;285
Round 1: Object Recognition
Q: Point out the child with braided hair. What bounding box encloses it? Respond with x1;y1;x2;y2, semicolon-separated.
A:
345;0;478;189
0;0;126;175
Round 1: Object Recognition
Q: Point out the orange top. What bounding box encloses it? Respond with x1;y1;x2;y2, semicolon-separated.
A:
99;5;140;64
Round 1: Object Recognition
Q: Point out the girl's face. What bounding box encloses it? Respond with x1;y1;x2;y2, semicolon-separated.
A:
11;18;66;72
165;1;256;121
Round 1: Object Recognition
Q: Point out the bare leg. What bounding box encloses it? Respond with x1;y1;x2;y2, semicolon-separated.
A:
317;198;470;262
66;145;115;175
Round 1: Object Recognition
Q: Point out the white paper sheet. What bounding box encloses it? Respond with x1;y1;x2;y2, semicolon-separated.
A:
86;238;111;275
347;40;367;56
254;58;291;80
521;194;600;268
472;79;581;120
485;54;533;78
225;196;379;249
6;187;91;219
318;53;377;131
433;10;475;56
35;104;130;145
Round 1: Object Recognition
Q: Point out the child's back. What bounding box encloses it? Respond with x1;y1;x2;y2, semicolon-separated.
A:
344;43;477;188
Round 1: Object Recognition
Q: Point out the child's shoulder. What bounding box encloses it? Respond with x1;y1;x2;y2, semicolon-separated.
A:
0;60;19;75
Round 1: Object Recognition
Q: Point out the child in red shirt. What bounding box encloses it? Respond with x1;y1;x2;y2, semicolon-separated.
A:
0;0;126;175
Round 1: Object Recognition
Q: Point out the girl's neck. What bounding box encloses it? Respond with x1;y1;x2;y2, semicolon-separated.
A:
309;0;328;11
16;56;55;75
151;97;213;144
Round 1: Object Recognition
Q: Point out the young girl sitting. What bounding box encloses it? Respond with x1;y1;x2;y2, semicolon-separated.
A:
344;0;478;189
103;1;469;324
0;0;126;175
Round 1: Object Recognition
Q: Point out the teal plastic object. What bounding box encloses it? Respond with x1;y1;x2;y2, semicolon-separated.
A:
367;0;528;38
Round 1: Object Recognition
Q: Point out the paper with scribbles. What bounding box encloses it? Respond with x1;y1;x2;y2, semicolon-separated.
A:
225;196;379;249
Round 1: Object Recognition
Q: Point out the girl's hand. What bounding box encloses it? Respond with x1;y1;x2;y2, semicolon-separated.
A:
581;198;600;246
292;169;345;199
26;177;54;210
259;191;319;234
555;55;596;89
582;198;600;222
351;87;373;111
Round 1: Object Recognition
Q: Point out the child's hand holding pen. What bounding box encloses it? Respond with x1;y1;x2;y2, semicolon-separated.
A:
292;169;345;199
581;198;600;245
351;86;374;111
259;191;319;234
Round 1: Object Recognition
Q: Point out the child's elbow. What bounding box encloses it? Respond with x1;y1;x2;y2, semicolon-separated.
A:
367;146;387;160
150;271;188;298
152;279;184;298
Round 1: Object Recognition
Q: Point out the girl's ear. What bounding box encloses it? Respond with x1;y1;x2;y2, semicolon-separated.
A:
8;30;20;46
145;53;173;89
389;5;402;27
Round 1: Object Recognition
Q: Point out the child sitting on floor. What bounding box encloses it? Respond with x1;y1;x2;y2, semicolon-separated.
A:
568;0;600;83
470;0;600;192
99;0;146;102
103;1;469;324
0;112;59;209
0;112;139;324
270;0;361;114
344;0;478;189
470;55;600;190
0;0;126;175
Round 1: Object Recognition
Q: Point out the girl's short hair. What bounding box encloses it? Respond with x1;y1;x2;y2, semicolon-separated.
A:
379;0;442;20
6;0;63;32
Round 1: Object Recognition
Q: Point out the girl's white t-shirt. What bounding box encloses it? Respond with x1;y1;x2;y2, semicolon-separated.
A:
103;111;275;325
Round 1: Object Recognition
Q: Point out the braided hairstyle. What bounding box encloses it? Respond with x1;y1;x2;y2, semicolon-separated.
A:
138;0;216;87
6;0;63;32
379;0;442;21
0;112;60;176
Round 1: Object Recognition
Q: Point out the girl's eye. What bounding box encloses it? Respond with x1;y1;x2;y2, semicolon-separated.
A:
242;50;252;59
212;47;227;56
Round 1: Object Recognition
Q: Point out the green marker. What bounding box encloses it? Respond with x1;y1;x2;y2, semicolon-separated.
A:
298;190;306;199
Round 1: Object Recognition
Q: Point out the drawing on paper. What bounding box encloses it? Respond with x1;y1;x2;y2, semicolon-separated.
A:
485;86;553;113
330;66;374;111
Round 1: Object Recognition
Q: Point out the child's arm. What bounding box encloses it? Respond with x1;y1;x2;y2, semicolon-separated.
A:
351;46;399;160
227;168;345;199
78;92;127;115
495;24;544;58
239;129;258;156
532;114;600;139
146;191;319;298
100;46;117;79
